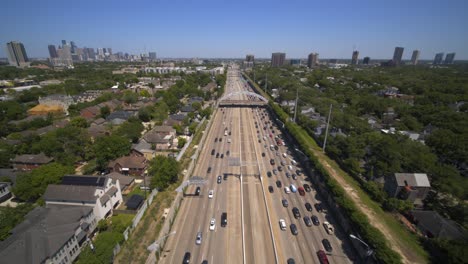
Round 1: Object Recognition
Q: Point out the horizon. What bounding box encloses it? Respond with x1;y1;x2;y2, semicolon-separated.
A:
1;0;467;60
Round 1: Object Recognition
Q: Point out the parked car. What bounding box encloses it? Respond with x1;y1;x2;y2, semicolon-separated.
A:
284;186;291;194
267;171;272;177
208;190;214;199
279;219;287;230
316;250;329;264
298;187;305;196
183;252;191;264
315;203;323;212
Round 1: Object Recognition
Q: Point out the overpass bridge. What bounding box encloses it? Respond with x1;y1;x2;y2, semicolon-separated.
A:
218;91;268;108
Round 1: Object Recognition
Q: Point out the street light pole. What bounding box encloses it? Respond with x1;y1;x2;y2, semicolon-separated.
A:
148;231;177;259
349;234;374;257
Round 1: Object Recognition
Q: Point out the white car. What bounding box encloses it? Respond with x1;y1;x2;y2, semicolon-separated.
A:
208;190;214;199
283;153;287;158
323;221;334;235
287;165;293;171
279;219;287;230
284;186;291;194
209;218;216;231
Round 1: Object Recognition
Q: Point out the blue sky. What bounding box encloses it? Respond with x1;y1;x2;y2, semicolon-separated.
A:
1;0;467;59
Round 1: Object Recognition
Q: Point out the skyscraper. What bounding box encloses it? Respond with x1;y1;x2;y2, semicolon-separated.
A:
86;48;96;60
149;52;157;61
433;53;444;65
271;52;286;67
61;40;67;46
6;41;29;68
70;41;77;54
246;54;254;62
411;50;420;65
351;51;359;65
48;45;58;58
444;53;456;64
392;47;404;66
363;57;370;65
307;53;319;68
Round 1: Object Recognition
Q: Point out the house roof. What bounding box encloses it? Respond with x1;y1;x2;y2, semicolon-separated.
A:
0;206;92;264
105;172;135;189
80;105;100;116
169;114;186;121
27;104;64;114
132;139;153;153
87;124;107;138
144;131;171;144
108;156;147;169
395;173;430;188
11;153;53;164
410;210;467;240
152;126;176;133
126;194;144;210
44;184;97;203
180;105;194;113
92;118;106;125
61;175;108;187
106;111;133;121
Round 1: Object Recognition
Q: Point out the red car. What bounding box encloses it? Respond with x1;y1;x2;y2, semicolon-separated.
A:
317;250;329;264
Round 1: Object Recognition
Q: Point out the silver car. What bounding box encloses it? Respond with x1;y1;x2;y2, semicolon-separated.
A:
195;231;202;245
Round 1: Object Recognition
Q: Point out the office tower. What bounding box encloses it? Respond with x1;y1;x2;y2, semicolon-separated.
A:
271;52;286;67
444;53;456;64
393;47;404;66
411;50;420;65
433;53;444;65
48;45;58;58
149;52;157;61
351;51;359;65
307;53;319;68
61;40;67;46
85;48;96;60
290;59;301;66
107;48;112;55
246;54;254;62
70;41;77;53
363;57;370;65
6;41;29;67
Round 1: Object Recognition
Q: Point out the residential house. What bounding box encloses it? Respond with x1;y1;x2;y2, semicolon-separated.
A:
80;105;100;119
408;210;467;240
0;182;12;202
132;140;156;160
180;105;194;114
164;114;186;126
104;172;135;192
27;104;64;116
107;156;147;176
11;153;53;171
143;126;175;150
87;124;108;140
188;96;204;105
44;175;123;221
0;205;96;264
201;82;217;92
384;173;431;207
106;110;134;125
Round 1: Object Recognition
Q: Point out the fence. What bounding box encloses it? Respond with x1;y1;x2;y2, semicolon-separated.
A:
123;188;158;241
175;117;206;162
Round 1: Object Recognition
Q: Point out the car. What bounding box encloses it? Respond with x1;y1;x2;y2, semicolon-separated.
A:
290;184;297;193
303;216;312;227
316;250;329;264
278;166;283;171
322;239;333;252
304;184;311;192
315;203;323;212
217;176;222;184
258;139;261;143
292;207;301;218
272;169;278;175
285;172;291;178
279;219;287;230
219;138;222;142
298;187;305;196
195;232;202;245
283;153;288;158
274;146;279;150
287;258;295;264
183;252;191;264
311;215;320;226
201;260;208;264
282;199;289;207
195;187;201;196
280;160;286;166
229;131;231;135
305;202;313;212
214;137;218;143
209;218;216;231
211;149;215;155
262;152;266;157
220;154;224;159
284;186;291;194
291;174;297;180
270;159;275;165
224;174;228;180
207;167;212;173
290;224;298;235
221;212;227;227
268;186;274;193
226;150;230;156
216;153;220;158
267;171;272;177
296;170;302;176
287;165;293;170
323;221;334;234
208;190;214;199
276;180;282;188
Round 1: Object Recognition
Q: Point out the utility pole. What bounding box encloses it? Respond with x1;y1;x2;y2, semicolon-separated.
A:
293;88;299;123
322;104;333;153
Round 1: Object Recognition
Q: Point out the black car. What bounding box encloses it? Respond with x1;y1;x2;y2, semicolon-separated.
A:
258;139;261;143
262;152;266;157
224;174;228;180
183;252;191;264
195;187;201;196
211;149;215;155
214;137;218;143
287;258;295;264
296;170;302;176
291;174;297;180
290;224;298;235
304;184;311;192
207;167;212;173
274;146;279;150
219;138;222;142
221;212;228;227
285;172;291;178
228;131;231;135
282;199;289;207
226;150;230;156
220;154;224;159
303;216;312;227
305;202;313;212
268;186;274;193
276;180;282;188
270;159;275;165
267;171;272;177
314;203;323;212
292;207;301;218
217;176;222;184
216;153;220;158
278;166;283;171
311;215;320;226
322;239;333;252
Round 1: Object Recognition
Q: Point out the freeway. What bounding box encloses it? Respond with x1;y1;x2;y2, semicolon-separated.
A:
159;65;355;264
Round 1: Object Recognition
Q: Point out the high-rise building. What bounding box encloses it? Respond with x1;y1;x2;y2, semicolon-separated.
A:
444;53;456;64
61;40;67;46
363;57;370;65
48;45;58;58
6;41;29;68
70;41;77;54
351;51;359;65
392;47;404;66
86;48;96;60
411;50;420;65
149;52;157;61
246;54;254;62
290;59;301;66
433;53;444;65
271;52;286;67
307;53;319;68
107;48;112;55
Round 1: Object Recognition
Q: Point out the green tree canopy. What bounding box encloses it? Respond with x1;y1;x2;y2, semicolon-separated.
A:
149;156;180;190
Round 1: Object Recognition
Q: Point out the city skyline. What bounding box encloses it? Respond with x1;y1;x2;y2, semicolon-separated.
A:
1;0;467;59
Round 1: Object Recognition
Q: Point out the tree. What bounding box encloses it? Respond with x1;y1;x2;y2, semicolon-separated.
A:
97;219;108;232
93;135;131;170
177;137;187;148
70;116;89;128
114;118;144;143
149;156;180;190
100;106;110;118
138;106;153;122
122;90;138;104
12;163;75;201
